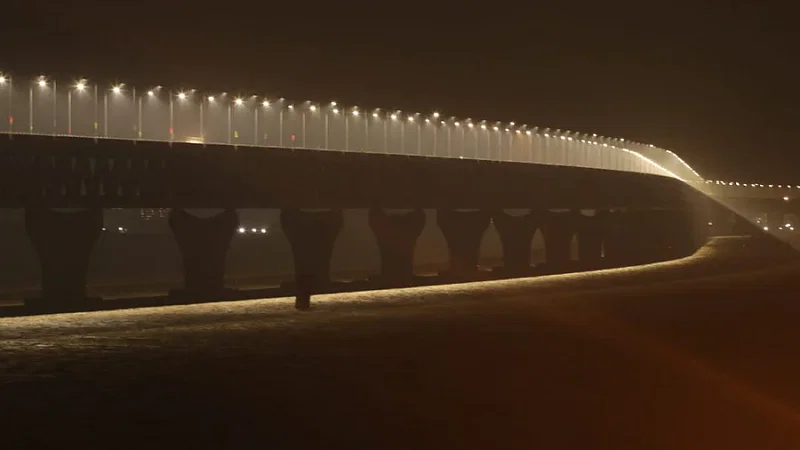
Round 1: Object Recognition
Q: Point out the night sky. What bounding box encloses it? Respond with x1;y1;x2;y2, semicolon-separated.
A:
3;2;797;183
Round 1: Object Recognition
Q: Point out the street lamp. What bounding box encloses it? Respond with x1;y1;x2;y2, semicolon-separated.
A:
67;79;87;135
0;74;11;134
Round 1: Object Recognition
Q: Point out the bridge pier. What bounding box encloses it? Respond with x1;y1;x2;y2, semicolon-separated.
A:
492;210;539;276
168;208;239;301
437;209;491;280
24;208;104;312
280;209;343;310
368;208;426;287
575;210;605;267
540;211;576;272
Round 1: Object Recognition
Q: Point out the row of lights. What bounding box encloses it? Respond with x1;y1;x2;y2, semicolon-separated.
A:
0;74;676;150
237;227;268;235
705;180;800;189
1;72;696;179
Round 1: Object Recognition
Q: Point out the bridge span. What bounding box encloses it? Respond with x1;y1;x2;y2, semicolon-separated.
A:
0;71;783;313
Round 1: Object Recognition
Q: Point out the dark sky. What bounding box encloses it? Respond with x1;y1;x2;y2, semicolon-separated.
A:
3;2;797;182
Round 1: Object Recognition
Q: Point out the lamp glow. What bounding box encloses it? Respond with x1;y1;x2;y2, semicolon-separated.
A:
309;105;317;111
391;114;397;120
0;75;6;84
147;90;154;96
178;92;186;100
38;79;47;87
76;82;86;91
112;86;121;94
433;112;440;118
332;108;339;114
235;98;243;105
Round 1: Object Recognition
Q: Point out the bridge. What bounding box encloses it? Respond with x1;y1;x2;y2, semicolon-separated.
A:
0;71;790;313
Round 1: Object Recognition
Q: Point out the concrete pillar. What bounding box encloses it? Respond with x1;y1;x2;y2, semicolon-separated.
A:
169;208;239;300
24;208;104;312
575;210;605;266
540;211;576;270
368;208;426;287
436;209;491;280
280;209;343;310
492;210;539;276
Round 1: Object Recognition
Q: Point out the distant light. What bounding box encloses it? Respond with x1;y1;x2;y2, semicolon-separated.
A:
330;101;337;106
567;137;573;141
505;128;510;132
407;116;414;122
207;96;215;102
433;112;440;118
117;227;123;231
391;114;397;120
373;112;379;118
454;122;460;126
262;100;270;106
38;79;47;87
112;86;121;94
147;90;154;96
784;196;790;201
332;108;339;114
708;222;713;226
251;228;257;233
0;75;5;84
510;122;515;126
309;105;317;111
238;227;246;234
763;226;769;231
440;121;446;125
493;126;499;131
526;130;532;135
178;92;187;100
560;135;566;140
425;118;430;123
352;110;360;116
515;130;520;133
76;82;86;91
288;104;294;109
235;98;243;105
786;223;792;228
468;123;474;128
481;124;487;129
260;228;267;234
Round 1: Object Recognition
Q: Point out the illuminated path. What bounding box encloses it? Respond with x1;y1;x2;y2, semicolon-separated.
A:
1;238;799;448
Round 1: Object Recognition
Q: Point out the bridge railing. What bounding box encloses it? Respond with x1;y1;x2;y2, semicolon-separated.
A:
0;74;702;182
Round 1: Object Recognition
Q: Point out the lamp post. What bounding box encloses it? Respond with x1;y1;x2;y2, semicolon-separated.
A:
93;84;98;139
279;100;285;147
2;75;12;135
52;80;57;134
415;116;421;155
446;120;452;157
254;100;259;146
383;113;389;153
103;88;108;137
